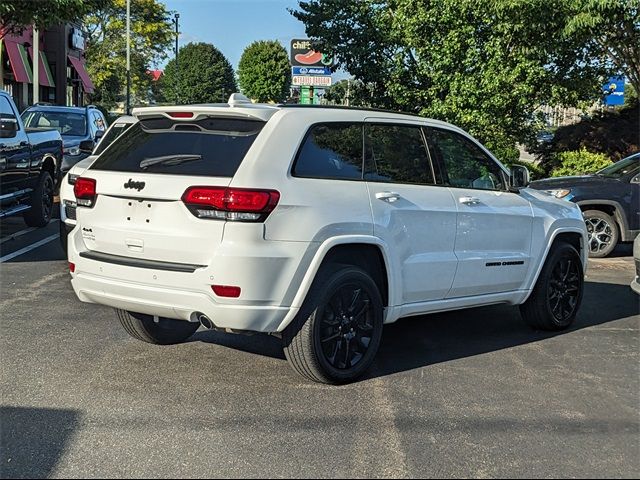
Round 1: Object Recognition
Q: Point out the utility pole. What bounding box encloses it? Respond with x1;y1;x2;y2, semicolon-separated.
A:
173;13;180;104
126;0;131;114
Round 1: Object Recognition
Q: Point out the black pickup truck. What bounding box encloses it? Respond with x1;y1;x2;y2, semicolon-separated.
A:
0;91;63;227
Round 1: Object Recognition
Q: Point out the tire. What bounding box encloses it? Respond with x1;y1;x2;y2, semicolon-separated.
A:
520;242;584;331
116;309;199;345
583;210;619;258
23;171;54;227
283;265;384;384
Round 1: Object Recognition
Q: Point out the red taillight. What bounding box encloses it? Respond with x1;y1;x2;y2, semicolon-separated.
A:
69;262;75;273
168;111;194;118
182;186;280;222
73;177;97;207
212;285;241;298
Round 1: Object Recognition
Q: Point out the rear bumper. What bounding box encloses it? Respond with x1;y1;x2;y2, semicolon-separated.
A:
68;227;312;333
72;272;296;332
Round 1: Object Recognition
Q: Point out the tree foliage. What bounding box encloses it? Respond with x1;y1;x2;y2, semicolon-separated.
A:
161;42;237;104
292;0;625;161
238;41;291;103
84;0;175;109
564;0;640;97
533;104;639;174
323;79;375;106
0;0;107;37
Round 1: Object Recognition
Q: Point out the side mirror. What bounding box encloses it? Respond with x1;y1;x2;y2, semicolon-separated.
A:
510;165;530;189
0;117;18;139
79;139;95;154
95;129;105;141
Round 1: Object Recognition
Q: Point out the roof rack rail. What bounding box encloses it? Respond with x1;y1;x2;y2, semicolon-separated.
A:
33;101;54;106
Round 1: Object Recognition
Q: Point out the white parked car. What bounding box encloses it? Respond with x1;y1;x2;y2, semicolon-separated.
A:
60;115;137;250
68;95;588;383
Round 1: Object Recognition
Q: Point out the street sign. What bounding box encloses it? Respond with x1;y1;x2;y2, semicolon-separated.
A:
603;76;625;106
292;75;332;87
290;38;333;67
292;66;331;76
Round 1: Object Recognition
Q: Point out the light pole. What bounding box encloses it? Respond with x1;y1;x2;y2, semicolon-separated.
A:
126;0;131;114
172;13;180;104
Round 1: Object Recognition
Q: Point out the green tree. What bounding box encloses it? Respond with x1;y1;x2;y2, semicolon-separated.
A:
323;79;374;106
238;40;291;103
565;0;640;98
161;42;237;104
84;0;174;109
292;0;618;161
0;0;107;37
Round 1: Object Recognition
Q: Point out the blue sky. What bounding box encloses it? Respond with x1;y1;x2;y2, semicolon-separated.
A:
160;0;308;70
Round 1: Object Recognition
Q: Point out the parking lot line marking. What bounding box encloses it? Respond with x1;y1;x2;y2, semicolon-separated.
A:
0;234;59;263
0;226;37;244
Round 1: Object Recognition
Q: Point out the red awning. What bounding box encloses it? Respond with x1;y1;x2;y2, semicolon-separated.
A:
28;47;55;87
68;55;94;93
4;40;33;84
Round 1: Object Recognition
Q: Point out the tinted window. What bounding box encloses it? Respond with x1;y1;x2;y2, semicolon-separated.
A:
365;124;435;185
427;128;506;190
293;123;363;180
597;154;640;178
0;97;16;116
93;122;134;155
21;111;87;136
89;117;264;177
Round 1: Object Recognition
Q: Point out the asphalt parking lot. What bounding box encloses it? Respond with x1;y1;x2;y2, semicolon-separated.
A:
1;215;638;478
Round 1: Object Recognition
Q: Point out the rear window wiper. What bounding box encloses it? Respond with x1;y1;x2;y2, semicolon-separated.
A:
139;154;202;169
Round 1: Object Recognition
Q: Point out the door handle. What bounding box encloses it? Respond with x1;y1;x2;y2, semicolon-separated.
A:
375;191;401;203
459;196;481;205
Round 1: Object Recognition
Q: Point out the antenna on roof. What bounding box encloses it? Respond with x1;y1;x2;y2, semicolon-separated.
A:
228;93;252;106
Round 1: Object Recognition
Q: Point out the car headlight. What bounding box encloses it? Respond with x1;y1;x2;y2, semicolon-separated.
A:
64;146;81;156
545;189;571;198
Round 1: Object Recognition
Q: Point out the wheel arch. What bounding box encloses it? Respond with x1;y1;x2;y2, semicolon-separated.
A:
577;200;629;240
276;235;395;332
41;154;57;180
522;227;587;303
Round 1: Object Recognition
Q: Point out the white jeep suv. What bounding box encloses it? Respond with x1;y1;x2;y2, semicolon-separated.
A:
68;95;588;383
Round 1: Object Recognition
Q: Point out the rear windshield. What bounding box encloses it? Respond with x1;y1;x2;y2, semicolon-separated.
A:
89;116;265;177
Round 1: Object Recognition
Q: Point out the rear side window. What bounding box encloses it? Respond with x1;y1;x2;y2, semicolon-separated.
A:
364;124;435;185
93;122;134;155
89;117;265;177
293;123;363;180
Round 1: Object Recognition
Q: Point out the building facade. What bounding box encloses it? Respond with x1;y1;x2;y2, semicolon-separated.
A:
0;24;94;112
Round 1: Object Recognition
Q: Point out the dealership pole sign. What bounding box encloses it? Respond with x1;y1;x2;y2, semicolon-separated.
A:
603;76;625;106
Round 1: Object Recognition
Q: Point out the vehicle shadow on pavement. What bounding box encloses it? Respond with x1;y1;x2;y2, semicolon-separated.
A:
0;406;80;478
366;280;639;381
187;280;638;382
189;330;286;360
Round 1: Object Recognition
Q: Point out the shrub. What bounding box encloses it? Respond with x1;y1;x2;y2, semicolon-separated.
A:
551;149;612;177
532;104;639;175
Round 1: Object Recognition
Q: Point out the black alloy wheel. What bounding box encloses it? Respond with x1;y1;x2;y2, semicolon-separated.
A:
547;256;581;323
317;283;375;370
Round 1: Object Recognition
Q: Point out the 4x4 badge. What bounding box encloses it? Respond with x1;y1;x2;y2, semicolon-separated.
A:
124;179;145;191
